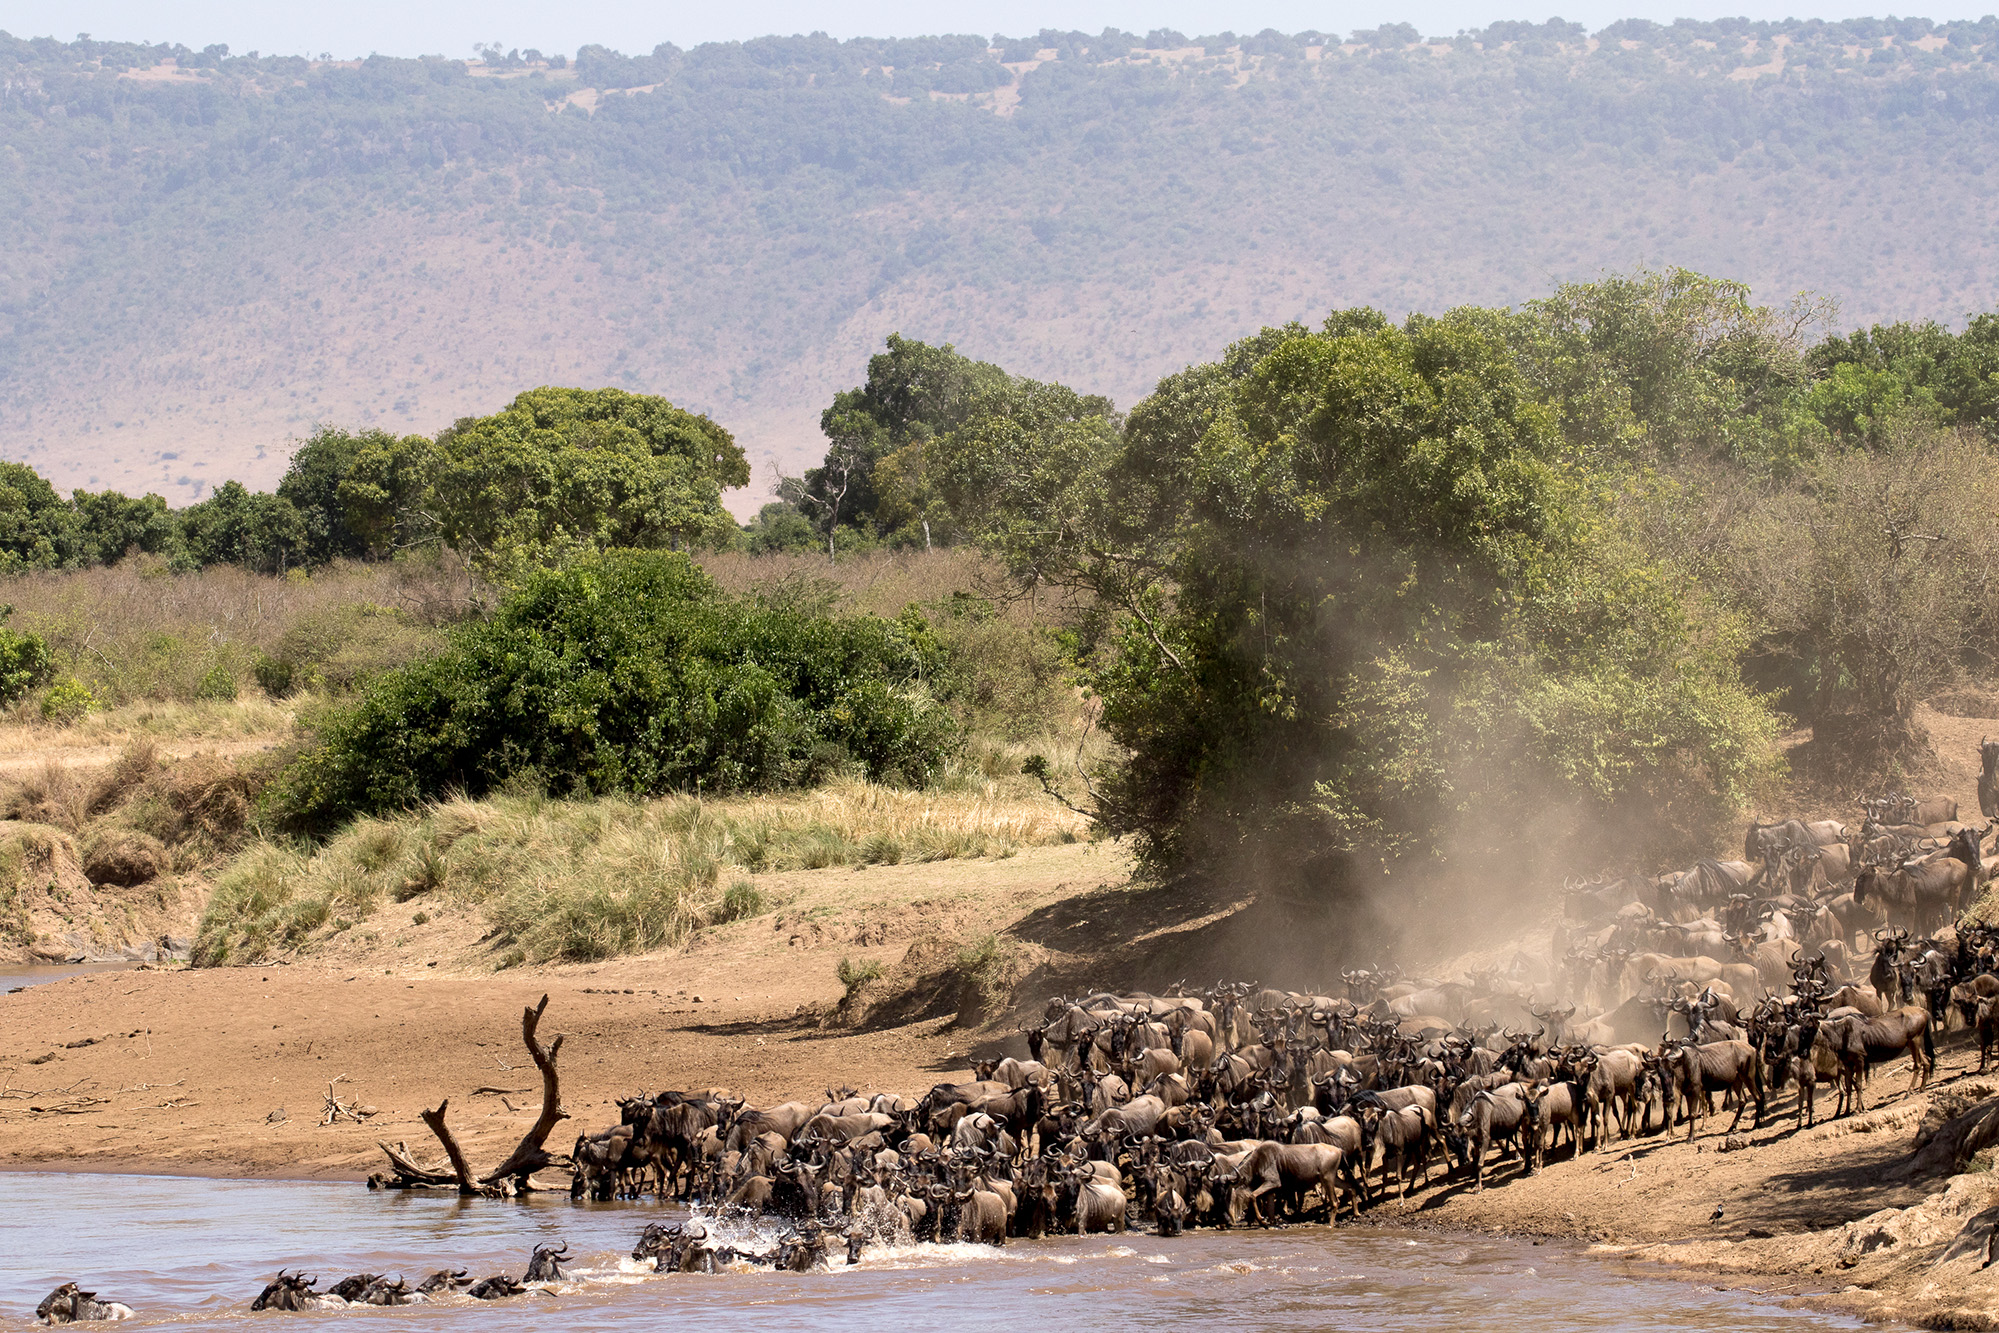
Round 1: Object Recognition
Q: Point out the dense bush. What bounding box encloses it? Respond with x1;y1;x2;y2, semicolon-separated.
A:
0;611;52;706
269;550;958;832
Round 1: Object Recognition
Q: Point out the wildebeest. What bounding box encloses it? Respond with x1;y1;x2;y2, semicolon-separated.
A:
250;1272;344;1312
1578;1048;1646;1147
1459;1084;1540;1192
35;1284;135;1323
1980;997;1999;1072
1817;1007;1934;1106
1982;739;1999;820
1662;1039;1764;1139
1239;1142;1352;1224
524;1243;569;1283
1855;835;1976;934
1357;1096;1433;1202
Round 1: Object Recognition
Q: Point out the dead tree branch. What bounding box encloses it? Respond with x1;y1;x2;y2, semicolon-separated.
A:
479;994;568;1185
418;1099;478;1195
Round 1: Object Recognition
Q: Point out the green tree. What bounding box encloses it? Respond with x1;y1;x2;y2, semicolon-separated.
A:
344;387;748;574
1803;315;1999;443
0;463;74;571
1514;269;1832;471
741;500;819;554
177;481;309;573
68;489;175;566
1000;309;1777;883
802;334;1016;552
277;426;382;564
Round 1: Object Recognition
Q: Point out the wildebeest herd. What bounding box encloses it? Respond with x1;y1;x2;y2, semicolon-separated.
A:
31;781;1999;1322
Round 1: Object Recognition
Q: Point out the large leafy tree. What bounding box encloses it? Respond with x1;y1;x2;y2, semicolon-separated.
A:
277;426;381;564
803;334;1051;553
1801;315;1999;444
0;463;74;571
1512;268;1832;472
974;308;1777;884
341;387;747;572
177;481;309;574
68;489;176;566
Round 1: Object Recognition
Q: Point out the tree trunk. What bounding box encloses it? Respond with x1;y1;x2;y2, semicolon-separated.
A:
479;993;570;1185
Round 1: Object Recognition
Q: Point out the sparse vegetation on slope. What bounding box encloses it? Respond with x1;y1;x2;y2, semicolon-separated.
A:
195;778;1095;965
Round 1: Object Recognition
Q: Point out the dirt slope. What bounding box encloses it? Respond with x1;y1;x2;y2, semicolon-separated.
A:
0;842;1128;1176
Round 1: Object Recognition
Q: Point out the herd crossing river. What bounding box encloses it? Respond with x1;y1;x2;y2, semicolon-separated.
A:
16;789;1988;1326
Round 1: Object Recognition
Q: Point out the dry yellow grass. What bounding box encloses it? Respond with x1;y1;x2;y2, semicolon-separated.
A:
0;698;296;758
0;553;473;708
196;778;1098;967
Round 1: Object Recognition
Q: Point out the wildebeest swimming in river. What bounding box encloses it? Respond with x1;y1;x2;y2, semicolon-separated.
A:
250;1271;345;1311
326;1273;419;1305
35;1283;134;1323
416;1268;471;1294
524;1241;569;1282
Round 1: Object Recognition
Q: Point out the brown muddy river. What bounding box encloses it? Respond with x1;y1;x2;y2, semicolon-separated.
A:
0;1173;1880;1330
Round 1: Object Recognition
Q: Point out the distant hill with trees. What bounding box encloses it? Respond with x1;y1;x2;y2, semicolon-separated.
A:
3;19;1998;503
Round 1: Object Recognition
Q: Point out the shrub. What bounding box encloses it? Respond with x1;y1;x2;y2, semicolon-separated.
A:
253;654;295;698
40;676;100;725
268;550;958;833
0;610;52;706
717;879;765;921
837;955;884;997
196;662;239;701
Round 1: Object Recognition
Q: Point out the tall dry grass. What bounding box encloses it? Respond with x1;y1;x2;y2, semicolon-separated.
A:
0;552;479;710
698;547;1018;619
194;778;1097;967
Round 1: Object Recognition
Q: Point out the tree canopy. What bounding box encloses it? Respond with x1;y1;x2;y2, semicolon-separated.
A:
341;387;748;574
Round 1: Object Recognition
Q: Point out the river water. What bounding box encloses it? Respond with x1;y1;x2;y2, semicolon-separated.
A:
0;963;134;995
0;1173;1880;1331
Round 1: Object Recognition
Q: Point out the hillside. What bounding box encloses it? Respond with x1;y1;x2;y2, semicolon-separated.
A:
3;18;1998;508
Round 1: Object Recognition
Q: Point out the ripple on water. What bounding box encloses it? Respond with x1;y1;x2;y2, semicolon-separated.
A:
0;1175;1882;1333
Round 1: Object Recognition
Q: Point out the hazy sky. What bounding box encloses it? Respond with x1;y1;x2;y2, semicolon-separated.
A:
7;0;1993;58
